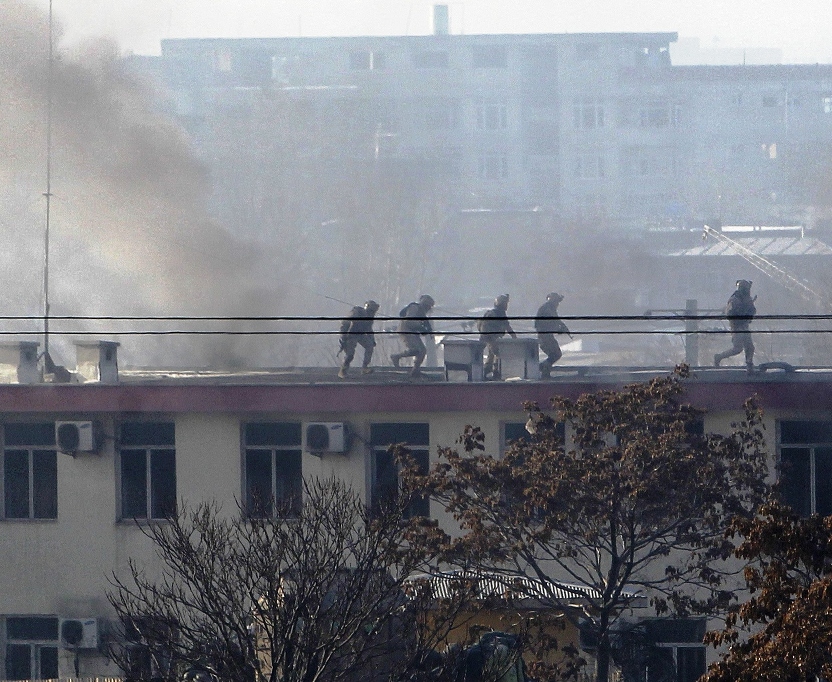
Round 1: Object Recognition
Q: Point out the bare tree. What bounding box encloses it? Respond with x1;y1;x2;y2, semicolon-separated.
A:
107;476;464;682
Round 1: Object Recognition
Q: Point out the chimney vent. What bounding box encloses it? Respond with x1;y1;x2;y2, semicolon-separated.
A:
433;4;449;35
74;341;119;384
0;341;40;384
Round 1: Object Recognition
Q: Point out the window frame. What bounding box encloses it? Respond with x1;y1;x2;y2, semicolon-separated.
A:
242;422;303;519
370;423;430;518
118;421;176;521
778;420;832;516
4;616;60;681
1;423;58;521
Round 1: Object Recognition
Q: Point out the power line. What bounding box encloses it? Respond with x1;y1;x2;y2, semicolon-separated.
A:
1;314;832;322
1;329;832;337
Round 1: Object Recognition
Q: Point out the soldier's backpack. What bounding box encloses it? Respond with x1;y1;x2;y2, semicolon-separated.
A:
340;307;363;335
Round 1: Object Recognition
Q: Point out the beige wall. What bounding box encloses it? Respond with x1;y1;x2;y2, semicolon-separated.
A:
0;404;784;677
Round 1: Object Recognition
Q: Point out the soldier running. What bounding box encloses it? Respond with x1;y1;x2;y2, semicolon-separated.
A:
391;295;435;378
535;292;571;377
714;279;757;373
338;300;380;379
478;294;517;380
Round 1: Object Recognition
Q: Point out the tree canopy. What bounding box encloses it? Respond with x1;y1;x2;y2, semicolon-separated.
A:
705;500;832;682
406;369;771;682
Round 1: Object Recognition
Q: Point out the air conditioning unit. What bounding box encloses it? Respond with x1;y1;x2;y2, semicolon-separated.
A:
55;421;97;455
304;422;347;454
60;618;99;649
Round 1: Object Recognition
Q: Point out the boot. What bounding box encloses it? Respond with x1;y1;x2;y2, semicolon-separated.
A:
713;354;722;367
410;367;422;378
362;366;373;375
338;366;348;379
539;362;551;378
746;363;755;375
391;353;402;368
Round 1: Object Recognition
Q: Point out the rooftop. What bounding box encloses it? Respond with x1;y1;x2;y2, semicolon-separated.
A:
2;362;832;415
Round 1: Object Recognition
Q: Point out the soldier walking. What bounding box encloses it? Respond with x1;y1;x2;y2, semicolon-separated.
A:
714;279;757;373
391;295;435;378
338;300;380;379
478;294;516;380
535;292;571;377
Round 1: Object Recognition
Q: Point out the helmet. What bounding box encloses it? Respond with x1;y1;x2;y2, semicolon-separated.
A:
495;294;510;309
364;300;379;312
546;292;564;303
736;279;752;291
419;295;435;308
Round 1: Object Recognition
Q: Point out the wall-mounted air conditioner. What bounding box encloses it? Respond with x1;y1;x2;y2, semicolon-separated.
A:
55;421;97;455
60;617;99;649
304;422;347;454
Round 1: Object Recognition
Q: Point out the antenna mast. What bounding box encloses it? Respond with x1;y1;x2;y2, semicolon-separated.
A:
43;0;53;358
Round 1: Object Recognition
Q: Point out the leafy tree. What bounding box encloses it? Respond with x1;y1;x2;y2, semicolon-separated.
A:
405;369;770;682
704;500;832;682
107;477;461;682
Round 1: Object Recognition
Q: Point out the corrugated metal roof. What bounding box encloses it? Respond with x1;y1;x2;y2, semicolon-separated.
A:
667;236;832;258
406;571;641;605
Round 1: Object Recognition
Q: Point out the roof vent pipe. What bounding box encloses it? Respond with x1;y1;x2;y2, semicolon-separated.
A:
433;4;449;35
74;341;119;384
0;341;41;384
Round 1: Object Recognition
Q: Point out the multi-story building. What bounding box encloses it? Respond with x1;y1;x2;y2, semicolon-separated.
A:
143;29;832;234
2;339;832;682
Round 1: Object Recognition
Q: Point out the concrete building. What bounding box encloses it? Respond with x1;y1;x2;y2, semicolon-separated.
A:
2;340;832;682
143;31;832;235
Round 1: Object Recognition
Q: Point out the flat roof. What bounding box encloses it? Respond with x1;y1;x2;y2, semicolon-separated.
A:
1;365;831;414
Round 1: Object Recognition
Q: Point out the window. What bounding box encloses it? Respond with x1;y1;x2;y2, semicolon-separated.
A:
477;153;509;180
502;421;565;455
644;618;706;682
2;423;57;520
119;422;176;520
823;96;832;114
4;617;59;680
413;50;449;69
243;423;302;518
502;422;532;454
472;45;507;68
573;99;604;129
639;101;681;128
370;423;429;517
779;421;832;516
476;100;508;130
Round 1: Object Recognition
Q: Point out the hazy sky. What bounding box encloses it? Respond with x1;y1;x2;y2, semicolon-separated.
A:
34;0;832;64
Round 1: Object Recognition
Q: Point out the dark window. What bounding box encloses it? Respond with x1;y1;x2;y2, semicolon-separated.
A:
243;422;302;518
779;421;832;516
644;619;706;682
370;423;429;517
5;617;59;680
502;421;565;454
472;45;507;68
413;50;449;68
119;422;176;520
2;423;57;520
